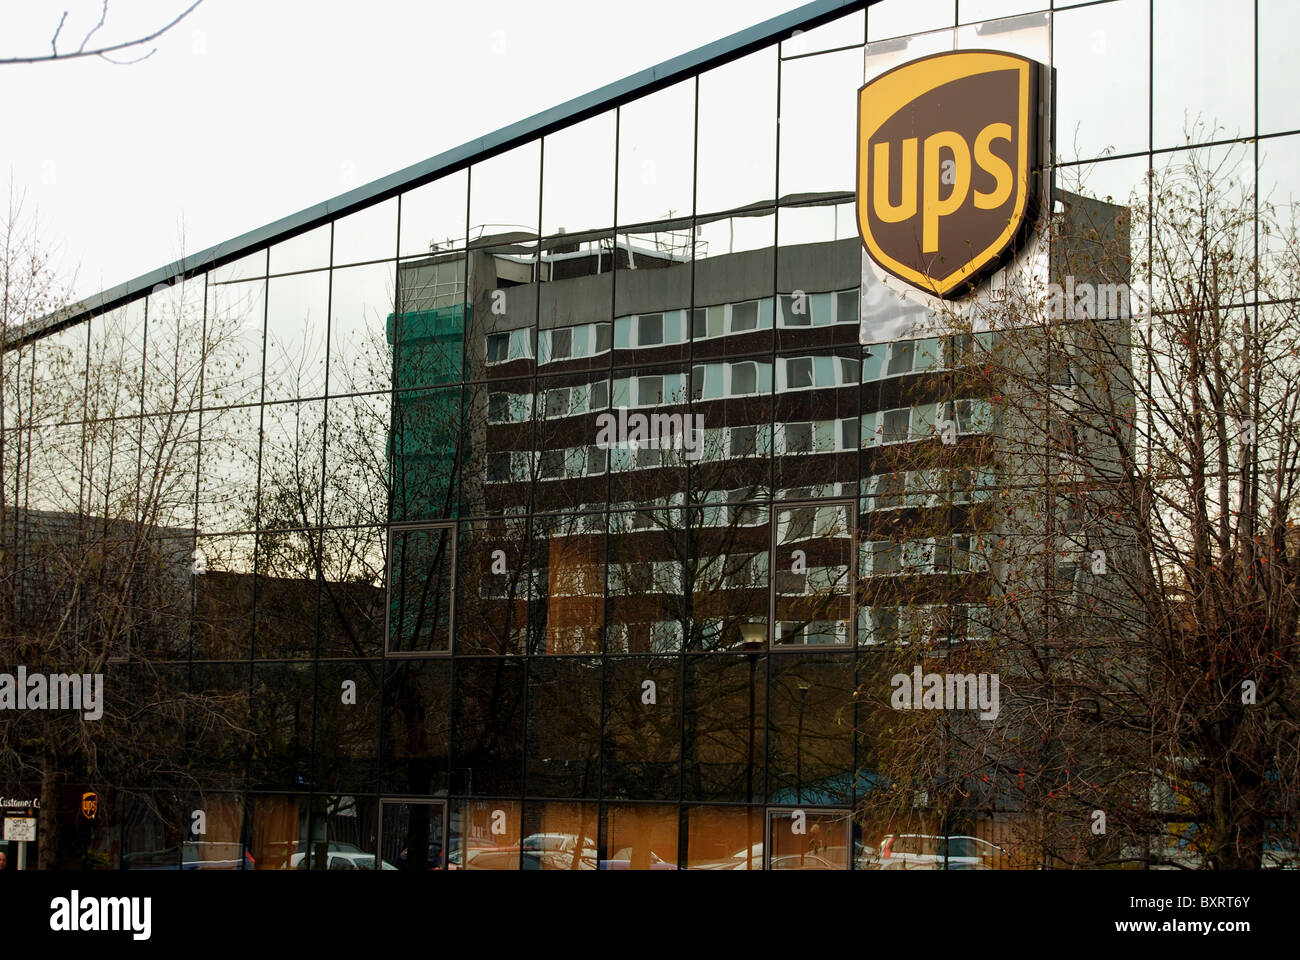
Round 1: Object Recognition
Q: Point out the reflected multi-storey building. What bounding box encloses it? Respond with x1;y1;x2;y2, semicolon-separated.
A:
1;0;1290;870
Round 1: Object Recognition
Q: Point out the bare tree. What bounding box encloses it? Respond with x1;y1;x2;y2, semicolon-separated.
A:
0;199;251;868
855;141;1300;869
0;1;204;66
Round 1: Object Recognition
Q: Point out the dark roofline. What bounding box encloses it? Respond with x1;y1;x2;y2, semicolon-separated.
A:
23;0;872;347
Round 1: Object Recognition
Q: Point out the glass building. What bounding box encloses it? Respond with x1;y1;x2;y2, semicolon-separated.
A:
3;0;1297;870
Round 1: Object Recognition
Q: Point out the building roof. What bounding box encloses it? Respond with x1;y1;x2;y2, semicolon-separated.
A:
23;0;872;347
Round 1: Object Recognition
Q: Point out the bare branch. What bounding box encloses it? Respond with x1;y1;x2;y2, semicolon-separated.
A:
4;0;203;66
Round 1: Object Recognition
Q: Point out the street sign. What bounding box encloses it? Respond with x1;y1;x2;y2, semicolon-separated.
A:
4;816;36;842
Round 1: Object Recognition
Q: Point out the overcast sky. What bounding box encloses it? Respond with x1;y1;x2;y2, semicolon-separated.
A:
2;0;807;301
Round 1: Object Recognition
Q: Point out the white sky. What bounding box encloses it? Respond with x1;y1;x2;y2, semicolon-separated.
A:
1;0;806;301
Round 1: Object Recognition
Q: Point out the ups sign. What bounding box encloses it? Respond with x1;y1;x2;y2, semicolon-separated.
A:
857;50;1042;298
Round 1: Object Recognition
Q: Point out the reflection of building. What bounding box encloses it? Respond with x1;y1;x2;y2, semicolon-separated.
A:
4;0;1273;871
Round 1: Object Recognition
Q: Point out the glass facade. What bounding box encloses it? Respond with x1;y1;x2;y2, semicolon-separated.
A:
4;0;1296;871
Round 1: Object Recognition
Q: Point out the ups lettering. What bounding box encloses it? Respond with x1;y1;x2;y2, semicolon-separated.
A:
871;122;1014;252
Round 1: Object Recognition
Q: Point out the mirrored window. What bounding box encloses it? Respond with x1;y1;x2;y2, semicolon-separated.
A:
249;664;315;787
689;502;770;650
318;525;386;659
767;653;855;805
529;513;605;653
525;657;602;796
204;278;266;408
868;0;954;41
265;271;329;402
543;110;616;238
254;527;321;659
1261;0;1300;135
603;656;681;800
332;197;397;267
456;517;530;656
779;46;862;199
329;262;396;396
600;803;679;869
451;800;522;869
684;655;766;801
685;806;765;869
387;523;455;654
1153;0;1254;149
617;79;696;227
401;169;469;259
696;47;778;215
453;658;526;795
780;9;864;57
1053;0;1149;162
381;660;452;795
270;224;331;275
315;660;381;793
521;801;598;869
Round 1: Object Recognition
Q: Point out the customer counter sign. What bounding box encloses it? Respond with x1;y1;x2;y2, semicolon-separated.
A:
857;50;1043;301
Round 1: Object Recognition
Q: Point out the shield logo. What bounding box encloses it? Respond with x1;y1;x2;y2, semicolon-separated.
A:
857;50;1041;298
81;791;98;820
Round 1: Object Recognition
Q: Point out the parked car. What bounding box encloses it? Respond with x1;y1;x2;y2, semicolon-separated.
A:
877;834;1004;869
396;840;445;870
695;842;764;870
447;837;507;869
770;854;838;870
521;833;597;870
599;847;677;870
123;842;255;870
289;842;396;870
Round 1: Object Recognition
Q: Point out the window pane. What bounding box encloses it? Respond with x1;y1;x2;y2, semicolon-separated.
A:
204;278;265;408
530;513;605;653
543;109;616;237
315;660;380;793
249;664;314;787
684;655;766;802
685;806;765;869
387;524;455;653
603;657;681;800
381;660;452;794
333;198;397;267
696;47;777;214
617;78;695;226
265;271;329;402
453;658;526;795
868;0;953;41
270;224;331;275
521;801;598;870
526;657;602;797
318;525;386;659
456;517;529;655
1261;0;1300;135
767;653;855;805
600;803;679;869
451;800;522;870
1153;0;1254;149
780;46;862;198
329;262;395;396
401;170;468;258
1053;0;1149;162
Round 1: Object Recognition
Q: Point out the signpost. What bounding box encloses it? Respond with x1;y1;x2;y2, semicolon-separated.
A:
4;812;36;870
4;816;35;842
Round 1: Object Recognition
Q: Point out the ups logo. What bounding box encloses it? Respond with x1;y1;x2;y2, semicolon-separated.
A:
857;50;1041;298
81;791;98;820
